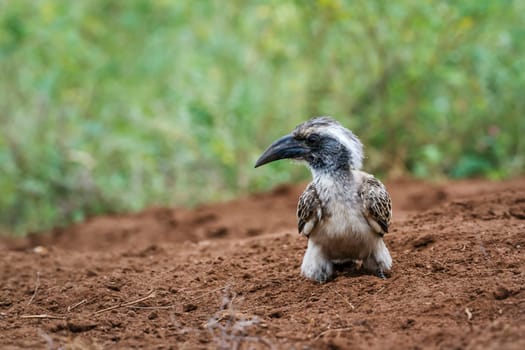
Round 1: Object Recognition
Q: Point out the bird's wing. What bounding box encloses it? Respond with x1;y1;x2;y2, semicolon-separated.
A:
359;176;392;236
297;183;322;237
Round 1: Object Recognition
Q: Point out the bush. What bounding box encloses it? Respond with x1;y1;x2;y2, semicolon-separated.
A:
1;0;523;234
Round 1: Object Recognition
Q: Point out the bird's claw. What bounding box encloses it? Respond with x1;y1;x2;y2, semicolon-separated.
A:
376;269;387;280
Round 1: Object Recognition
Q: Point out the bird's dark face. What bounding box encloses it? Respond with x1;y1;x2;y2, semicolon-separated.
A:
254;117;363;173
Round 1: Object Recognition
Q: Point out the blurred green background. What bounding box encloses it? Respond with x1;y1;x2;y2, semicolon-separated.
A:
1;0;524;234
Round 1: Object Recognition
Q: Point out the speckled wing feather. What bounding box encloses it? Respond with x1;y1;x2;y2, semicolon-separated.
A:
297;183;322;237
359;176;392;236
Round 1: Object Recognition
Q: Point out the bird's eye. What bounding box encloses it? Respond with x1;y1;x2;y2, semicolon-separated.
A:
306;134;321;146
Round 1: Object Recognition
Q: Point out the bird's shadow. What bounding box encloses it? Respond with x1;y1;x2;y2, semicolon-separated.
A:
333;260;377;279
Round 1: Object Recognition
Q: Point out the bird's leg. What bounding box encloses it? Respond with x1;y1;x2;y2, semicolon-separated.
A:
376;268;387;280
301;240;333;283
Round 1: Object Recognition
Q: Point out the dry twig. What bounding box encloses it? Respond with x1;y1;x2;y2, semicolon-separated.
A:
20;314;65;320
465;307;473;321
191;286;227;302
127;305;175;310
27;271;40;305
67;299;87;312
315;327;353;340
39;329;55;349
207;286;274;349
332;289;355;310
94;289;156;315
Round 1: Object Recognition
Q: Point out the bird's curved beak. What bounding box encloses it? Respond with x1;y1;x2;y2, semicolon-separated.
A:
254;134;309;168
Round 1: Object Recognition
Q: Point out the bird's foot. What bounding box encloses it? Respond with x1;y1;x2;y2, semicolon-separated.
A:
302;262;333;283
376;269;387;280
301;244;333;283
313;267;332;283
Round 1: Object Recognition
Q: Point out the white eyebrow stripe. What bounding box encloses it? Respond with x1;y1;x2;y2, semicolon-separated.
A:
324;127;363;170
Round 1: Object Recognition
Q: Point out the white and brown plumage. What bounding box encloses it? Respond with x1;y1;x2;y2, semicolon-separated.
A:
255;117;392;283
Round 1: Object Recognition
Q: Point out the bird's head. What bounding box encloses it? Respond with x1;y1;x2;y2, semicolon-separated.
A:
254;117;363;174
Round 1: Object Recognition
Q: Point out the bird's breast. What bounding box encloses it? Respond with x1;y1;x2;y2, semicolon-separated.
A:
312;201;379;260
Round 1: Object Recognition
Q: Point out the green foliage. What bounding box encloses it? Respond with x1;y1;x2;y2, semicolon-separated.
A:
1;0;524;234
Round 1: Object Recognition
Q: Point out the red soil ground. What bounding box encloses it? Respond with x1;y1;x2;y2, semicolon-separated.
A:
1;178;524;349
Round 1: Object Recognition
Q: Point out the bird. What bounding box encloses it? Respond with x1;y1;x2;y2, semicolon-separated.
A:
254;116;392;283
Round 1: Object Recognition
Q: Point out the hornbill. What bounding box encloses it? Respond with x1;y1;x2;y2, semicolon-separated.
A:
255;117;392;282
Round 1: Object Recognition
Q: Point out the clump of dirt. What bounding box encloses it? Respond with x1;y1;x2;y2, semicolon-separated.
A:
1;177;524;349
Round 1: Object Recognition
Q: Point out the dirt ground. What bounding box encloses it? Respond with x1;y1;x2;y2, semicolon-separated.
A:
1;177;524;350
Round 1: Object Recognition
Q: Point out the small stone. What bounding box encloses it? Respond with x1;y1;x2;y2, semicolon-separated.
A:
268;310;283;318
33;246;48;255
86;269;98;277
67;320;97;333
206;226;228;238
183;303;198;312
493;286;511;300
412;234;435;248
0;299;12;307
